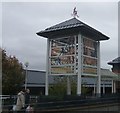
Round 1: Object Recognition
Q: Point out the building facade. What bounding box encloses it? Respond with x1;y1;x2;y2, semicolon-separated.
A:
108;57;120;93
25;69;117;95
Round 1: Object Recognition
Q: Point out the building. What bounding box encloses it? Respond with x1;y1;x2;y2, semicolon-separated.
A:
25;69;118;95
108;57;120;93
25;70;54;95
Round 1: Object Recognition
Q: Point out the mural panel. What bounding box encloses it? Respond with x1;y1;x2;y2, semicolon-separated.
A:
49;35;98;76
82;37;98;76
50;36;76;75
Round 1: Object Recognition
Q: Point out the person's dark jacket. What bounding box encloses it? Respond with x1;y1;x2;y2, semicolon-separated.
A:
25;92;30;106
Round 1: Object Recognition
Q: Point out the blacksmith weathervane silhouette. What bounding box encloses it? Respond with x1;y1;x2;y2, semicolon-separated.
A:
71;7;79;18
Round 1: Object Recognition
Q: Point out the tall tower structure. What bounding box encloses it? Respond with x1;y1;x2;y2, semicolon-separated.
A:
37;17;109;96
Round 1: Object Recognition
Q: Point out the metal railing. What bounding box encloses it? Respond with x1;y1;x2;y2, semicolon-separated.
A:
1;93;120;112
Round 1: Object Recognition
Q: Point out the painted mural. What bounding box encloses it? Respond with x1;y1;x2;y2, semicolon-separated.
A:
82;37;98;75
50;36;76;75
49;35;98;76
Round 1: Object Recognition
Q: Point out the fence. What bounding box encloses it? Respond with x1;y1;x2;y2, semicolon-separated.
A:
1;93;120;112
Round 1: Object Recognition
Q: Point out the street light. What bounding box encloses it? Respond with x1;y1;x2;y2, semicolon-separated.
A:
25;62;29;90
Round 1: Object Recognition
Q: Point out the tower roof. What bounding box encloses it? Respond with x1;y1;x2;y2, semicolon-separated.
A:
37;17;109;41
108;57;120;65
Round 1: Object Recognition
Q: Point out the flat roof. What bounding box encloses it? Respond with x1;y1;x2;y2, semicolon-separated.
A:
37;18;109;41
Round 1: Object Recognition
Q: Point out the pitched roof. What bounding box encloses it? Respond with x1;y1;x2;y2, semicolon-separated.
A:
108;57;120;65
101;68;118;80
37;18;109;41
44;18;82;32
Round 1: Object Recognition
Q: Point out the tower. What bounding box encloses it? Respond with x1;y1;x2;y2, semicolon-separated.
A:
37;17;109;96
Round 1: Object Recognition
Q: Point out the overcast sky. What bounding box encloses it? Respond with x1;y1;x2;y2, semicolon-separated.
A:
2;2;118;71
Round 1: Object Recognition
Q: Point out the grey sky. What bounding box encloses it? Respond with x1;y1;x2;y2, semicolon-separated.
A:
2;2;118;71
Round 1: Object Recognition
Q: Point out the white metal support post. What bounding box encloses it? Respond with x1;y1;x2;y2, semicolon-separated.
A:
67;76;71;95
97;41;101;96
25;68;28;90
77;34;82;95
103;81;105;94
114;81;116;93
45;39;50;96
94;83;96;94
25;62;29;90
74;36;77;74
112;80;114;93
112;80;116;93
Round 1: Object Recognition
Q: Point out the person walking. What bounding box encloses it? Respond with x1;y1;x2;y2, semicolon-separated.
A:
25;89;30;107
15;89;25;111
25;89;34;113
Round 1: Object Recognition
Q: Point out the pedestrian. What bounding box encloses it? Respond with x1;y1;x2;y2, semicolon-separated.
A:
25;89;30;107
15;89;25;111
25;89;34;113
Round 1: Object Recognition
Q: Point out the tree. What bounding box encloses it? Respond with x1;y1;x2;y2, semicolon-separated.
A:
49;76;90;96
49;76;67;96
2;49;25;95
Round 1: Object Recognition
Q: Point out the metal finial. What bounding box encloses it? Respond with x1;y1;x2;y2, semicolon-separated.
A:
72;7;79;18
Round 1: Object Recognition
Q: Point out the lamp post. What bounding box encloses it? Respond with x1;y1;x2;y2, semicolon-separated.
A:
25;62;29;90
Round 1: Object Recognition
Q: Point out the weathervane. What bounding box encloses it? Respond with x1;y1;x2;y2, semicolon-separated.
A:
71;7;79;18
